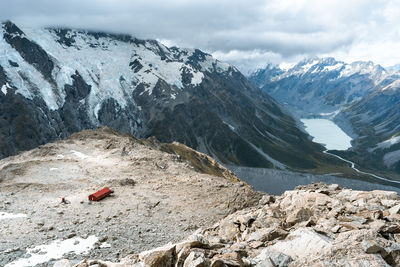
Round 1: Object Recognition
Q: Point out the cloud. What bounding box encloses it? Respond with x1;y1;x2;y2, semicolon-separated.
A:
212;50;283;75
1;0;400;73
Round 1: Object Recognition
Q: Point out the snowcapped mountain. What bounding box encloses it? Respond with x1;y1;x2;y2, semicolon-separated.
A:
0;21;329;170
250;57;400;175
249;57;394;117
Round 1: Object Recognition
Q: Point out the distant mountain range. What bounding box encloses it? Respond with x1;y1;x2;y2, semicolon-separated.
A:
250;57;400;175
0;21;336;172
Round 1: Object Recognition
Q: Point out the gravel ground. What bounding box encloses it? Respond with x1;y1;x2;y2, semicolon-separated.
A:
0;128;261;266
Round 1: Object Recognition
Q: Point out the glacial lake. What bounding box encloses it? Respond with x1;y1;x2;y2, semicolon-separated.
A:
301;118;352;150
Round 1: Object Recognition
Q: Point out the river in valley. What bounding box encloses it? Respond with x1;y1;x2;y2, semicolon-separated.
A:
230;118;400;195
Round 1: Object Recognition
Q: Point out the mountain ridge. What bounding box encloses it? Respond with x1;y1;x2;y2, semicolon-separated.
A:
0;21;333;172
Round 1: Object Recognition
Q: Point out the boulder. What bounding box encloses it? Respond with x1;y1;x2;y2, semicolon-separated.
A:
362;240;384;254
253;248;292;267
183;251;211;267
176;234;210;253
137;244;176;267
211;252;244;267
268;228;332;259
389;204;400;216
246;227;288;243
286;208;312;226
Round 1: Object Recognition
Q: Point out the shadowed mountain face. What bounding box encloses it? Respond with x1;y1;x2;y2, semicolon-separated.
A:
250;58;400;175
0;21;326;170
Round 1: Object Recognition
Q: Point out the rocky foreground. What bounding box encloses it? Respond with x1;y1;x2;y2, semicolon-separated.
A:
58;183;400;266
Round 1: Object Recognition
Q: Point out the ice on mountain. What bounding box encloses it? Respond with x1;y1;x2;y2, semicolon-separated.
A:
381;79;400;91
301;60;319;72
1;84;7;95
0;23;234;115
376;136;400;150
323;63;344;72
191;71;204;85
0;28;61;110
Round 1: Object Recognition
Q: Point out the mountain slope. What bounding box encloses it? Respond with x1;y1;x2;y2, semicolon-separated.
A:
250;58;389;117
0;21;329;170
250;58;400;176
338;83;400;174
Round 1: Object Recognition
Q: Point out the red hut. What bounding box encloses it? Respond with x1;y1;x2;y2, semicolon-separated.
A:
88;187;113;201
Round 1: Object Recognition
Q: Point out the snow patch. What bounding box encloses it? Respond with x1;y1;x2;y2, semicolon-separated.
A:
223;121;235;131
190;70;204;86
376;136;400;150
382;79;400;91
70;150;89;159
0;211;27;220
323;63;343;72
318;109;341;119
301;60;319;73
1;84;7;95
100;242;112;248
5;235;98;267
248;142;287;170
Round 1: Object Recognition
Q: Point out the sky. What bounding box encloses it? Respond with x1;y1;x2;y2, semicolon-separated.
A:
1;0;400;74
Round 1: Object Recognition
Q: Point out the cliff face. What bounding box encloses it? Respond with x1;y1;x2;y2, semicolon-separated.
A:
63;183;400;267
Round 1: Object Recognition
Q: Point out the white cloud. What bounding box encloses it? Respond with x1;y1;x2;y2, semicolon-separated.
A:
212;50;283;75
1;0;400;73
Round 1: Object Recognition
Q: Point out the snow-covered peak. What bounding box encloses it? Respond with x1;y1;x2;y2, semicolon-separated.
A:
339;61;386;80
0;22;234;114
250;63;282;77
255;57;389;84
249;63;284;85
278;57;344;78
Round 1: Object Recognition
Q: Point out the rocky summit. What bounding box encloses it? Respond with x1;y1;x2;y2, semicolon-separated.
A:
0;127;261;266
56;183;400;267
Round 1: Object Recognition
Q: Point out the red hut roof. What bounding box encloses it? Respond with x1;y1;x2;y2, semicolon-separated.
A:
88;187;112;201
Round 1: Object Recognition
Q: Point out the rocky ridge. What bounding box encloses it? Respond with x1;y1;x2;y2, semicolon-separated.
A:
60;183;400;266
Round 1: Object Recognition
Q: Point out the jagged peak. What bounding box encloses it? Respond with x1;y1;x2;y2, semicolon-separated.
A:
251;56;389;81
1;20;25;38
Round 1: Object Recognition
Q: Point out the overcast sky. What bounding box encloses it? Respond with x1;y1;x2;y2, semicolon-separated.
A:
1;0;400;74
